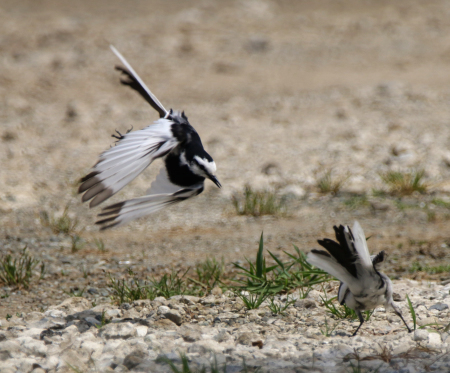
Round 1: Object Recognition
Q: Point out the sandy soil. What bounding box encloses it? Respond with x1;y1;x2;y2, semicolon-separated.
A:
1;0;450;317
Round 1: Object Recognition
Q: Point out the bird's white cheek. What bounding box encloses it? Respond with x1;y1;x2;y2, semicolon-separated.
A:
190;163;205;177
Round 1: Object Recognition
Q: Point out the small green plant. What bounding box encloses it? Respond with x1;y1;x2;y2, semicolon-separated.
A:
320;316;341;337
409;262;450;275
189;258;225;295
109;272;156;304
151;269;192;299
432;198;450;209
234;233;330;297
71;234;85;252
316;170;348;195
268;295;295;315
233;233;281;293
93;238;107;252
380;169;427;196
232;185;285;216
95;310;111;329
236;287;271;310
109;268;197;305
41;205;79;235
6;314;12;320
0;247;40;289
281;246;330;297
343;195;369;210
406;294;416;331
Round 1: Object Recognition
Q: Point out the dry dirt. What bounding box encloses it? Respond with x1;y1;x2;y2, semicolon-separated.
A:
1;0;450;318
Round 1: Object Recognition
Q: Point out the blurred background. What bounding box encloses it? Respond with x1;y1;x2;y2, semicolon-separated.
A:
1;0;450;315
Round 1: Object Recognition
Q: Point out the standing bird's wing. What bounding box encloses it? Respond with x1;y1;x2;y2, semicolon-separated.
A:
78;119;180;208
307;222;377;295
307;224;360;290
110;45;168;118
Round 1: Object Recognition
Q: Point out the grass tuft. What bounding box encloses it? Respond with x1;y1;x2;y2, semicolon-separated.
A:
232;185;285;216
0;247;41;289
93;238;107;252
320;316;340;337
71;234;85;253
189;258;225;296
108;268;198;304
41;205;79;235
343;195;369;210
233;233;330;306
380;169;427;196
268;295;296;315
236;288;271;310
409;261;450;275
316;170;348;195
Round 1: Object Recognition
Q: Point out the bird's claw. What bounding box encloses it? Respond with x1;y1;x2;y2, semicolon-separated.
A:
111;126;133;141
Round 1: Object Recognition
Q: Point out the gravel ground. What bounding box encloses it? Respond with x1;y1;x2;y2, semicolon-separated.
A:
1;281;450;373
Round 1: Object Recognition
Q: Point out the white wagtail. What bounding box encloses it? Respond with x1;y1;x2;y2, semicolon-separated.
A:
78;46;221;230
307;221;411;336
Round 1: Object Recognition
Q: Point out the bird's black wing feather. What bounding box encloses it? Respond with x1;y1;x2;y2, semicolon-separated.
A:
317;225;358;278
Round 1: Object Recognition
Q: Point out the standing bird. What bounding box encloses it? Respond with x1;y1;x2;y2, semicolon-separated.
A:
79;46;221;230
307;221;411;336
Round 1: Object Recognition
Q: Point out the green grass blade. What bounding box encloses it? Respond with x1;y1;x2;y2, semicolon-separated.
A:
406;294;416;331
256;232;264;279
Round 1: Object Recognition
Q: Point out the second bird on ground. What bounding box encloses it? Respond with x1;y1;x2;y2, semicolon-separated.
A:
79;46;221;230
307;221;411;336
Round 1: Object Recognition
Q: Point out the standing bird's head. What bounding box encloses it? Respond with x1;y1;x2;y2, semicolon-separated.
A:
191;154;221;188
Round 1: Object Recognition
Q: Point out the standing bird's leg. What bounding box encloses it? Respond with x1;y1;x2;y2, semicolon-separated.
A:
352;311;365;337
392;305;412;333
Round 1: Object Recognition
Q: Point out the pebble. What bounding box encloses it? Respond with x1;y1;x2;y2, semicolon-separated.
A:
429;303;449;311
1;280;449;372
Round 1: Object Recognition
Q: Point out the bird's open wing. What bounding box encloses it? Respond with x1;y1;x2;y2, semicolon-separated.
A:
110;45;168;118
96;184;204;230
79;119;178;208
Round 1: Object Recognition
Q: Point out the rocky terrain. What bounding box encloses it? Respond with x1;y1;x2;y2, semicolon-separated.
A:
1;280;450;373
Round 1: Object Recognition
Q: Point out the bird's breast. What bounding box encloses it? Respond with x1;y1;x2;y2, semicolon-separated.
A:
165;153;204;187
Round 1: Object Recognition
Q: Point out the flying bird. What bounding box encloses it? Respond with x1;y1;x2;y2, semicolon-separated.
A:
79;45;221;229
307;221;411;336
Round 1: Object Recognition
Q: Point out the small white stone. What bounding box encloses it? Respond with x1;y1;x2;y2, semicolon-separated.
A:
135;326;148;337
158;306;170;315
428;332;442;347
105;309;121;318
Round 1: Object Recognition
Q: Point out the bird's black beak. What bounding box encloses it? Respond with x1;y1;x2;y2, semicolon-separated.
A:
208;175;221;188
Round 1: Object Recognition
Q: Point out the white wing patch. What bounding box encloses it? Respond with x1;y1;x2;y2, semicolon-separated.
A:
146;167;182;195
79;118;178;207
